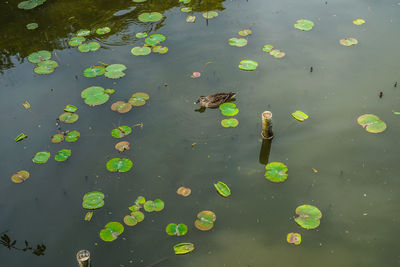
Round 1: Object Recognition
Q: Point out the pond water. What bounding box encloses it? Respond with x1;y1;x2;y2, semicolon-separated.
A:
1;0;400;266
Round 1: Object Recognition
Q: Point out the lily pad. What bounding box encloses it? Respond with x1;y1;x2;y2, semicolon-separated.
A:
228;38;248;47
115;141;130;152
340;37;358;47
136;32;148;38
82;192;105;210
179;0;191;3
176;186;191;197
143;199;164;212
111;101;132;113
353;19;365;25
124;211;145;226
68;36;85;46
18;0;46;10
78;42;101;52
238;60;258;71
32;151;50;164
106;158;133;172
194;210;216;231
133;0;147;2
96;27;111;35
83;65;106;78
166;223;188;236
294;19;314;31
99;222;124;242
77;29;91;37
174;243;194;255
262;44;274;52
84;212;93;221
36;59;58;69
59;112;79;123
11;170;30;183
265;162;288;182
65;130;80;142
111;126;132;138
131;46;151;56
219;103;239;116
129;196;146;211
138;12;163;22
238;29;252;36
181;7;192;12
15;133;28;142
214;181;231;197
51;133;64;143
287;233;301;245
64;104;77;113
54;149;71;162
357;114;386;133
294;204;322;230
28;50;51;63
292;110;308;121
129;92;149;106
221;118;239;128
186;16;196;23
105;64;126;79
202;11;218;19
26;23;38;30
81;86;112;106
145;34;166;46
22;101;31;109
270;49;286;58
152;46;168;54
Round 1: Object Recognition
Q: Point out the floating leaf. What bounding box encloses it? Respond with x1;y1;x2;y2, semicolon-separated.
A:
179;0;190;3
22;101;31;109
136;32;148;38
26;23;38;30
32;151;50;164
124;211;145;226
83;65;106;78
353;19;365;25
214;181;231;197
340;37;358;47
15;133;28;142
54;149;71;162
18;0;46;10
265;162;288;182
64;104;77;113
138;12;163;22
111;101;132;113
77;29;91;37
176;186;191;197
28;50;51;63
96;27;111;35
186;16;196;23
357;114;386;133
81;86;112;106
82;192;105;210
238;29;252;36
115;141;130;152
51;133;64;143
228;38;248;47
294;19;314;31
145;34;166;46
143;199;164;212
104;64;126;79
174;243;194;255
219;103;239;116
99;222;124;242
129;196;146;211
294;204;322;230
221;118;239;128
106;158;133;172
132;0;147;2
181;7;192;12
202;11;218;19
166;223;188;236
262;44;274;52
152;46;168;54
270;49;286;58
129;92;149;106
191;71;201;78
68;36;85;46
59;112;79;123
194;210;216;231
78;42;101;52
287;233;301;245
111;126;132;138
11;170;30;183
238;60;258;71
36;60;58;70
65;130;80;142
292;110;308;121
84;212;93;221
131;46;151;56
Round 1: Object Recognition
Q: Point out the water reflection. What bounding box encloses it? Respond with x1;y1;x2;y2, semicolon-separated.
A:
0;233;46;256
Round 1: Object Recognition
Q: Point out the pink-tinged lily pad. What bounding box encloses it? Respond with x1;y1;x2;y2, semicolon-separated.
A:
111;101;132;113
286;233;301;245
357;114;386;133
191;72;201;78
340;38;358;47
177;186;191;197
115;141;130;152
11;170;30;183
194;210;216;231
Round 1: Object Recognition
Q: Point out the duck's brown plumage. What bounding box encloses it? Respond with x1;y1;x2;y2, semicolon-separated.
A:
196;92;236;108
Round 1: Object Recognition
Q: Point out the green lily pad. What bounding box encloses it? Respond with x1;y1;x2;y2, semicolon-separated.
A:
219;103;239;116
104;64;127;79
68;36;85;46
292;110;308;121
129;196;146;211
106;158;133;172
194;210;216;231
221;118;239;128
129;92;149;106
340;37;358;47
238;60;258;71
131;46;151;56
174;243;194;255
166;223;188;236
136;32;148;38
181;7;192;12
228;38;248;47
11;170;30;183
111;101;132;113
357;114;386;133
111;126;132;138
81;86;112;106
51;133;64;143
270;49;286;58
179;0;191;3
353;19;365;25
145;34;166;46
287;233;301;245
99;222;124;242
124;211;145;226
214;181;231;197
83;65;106;78
262;44;274;53
22;101;30;109
76;29;91;37
143;199;164;212
265;162;288;182
54;149;71;162
96;27;111;35
84;212;93;221
65;130;80;142
26;23;38;30
294;19;314;31
202;11;218;19
152;46;168;54
32;151;50;164
294;204;322;230
64;104;77;113
59;112;79;123
82;192;105;210
238;29;252;36
18;0;46;10
15;133;28;142
138;12;163;22
133;0;147;2
186;15;196;23
78;42;101;52
36;59;58;68
28;50;51;63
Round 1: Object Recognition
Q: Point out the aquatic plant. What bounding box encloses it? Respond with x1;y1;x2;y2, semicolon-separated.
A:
99;222;124;242
214;181;231;197
194;210;216;231
82;192;105;210
265;162;288;182
294;204;322;229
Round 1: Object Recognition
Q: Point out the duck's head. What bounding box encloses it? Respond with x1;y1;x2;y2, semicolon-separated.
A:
194;96;206;104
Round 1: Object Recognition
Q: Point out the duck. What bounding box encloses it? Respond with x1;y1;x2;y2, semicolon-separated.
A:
195;92;236;108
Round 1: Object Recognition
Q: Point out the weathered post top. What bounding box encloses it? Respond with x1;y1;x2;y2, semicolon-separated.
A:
261;111;274;140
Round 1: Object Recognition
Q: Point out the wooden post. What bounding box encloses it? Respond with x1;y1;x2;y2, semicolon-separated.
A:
77;250;90;267
261;111;273;139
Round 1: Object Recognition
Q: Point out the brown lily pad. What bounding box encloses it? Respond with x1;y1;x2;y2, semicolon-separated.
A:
176;186;191;197
115;141;130;152
111;101;132;113
11;170;30;183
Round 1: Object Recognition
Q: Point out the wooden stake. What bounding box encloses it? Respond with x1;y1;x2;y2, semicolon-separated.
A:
77;250;90;267
261;111;274;139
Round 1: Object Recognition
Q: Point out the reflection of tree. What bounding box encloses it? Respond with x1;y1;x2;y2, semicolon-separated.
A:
0;0;225;72
0;233;46;256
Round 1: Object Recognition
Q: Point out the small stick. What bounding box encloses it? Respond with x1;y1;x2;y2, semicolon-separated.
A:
77;250;90;267
310;66;313;72
261;111;274;139
394;82;397;87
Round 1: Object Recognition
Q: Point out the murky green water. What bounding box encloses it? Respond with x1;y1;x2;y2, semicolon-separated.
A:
1;0;400;266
